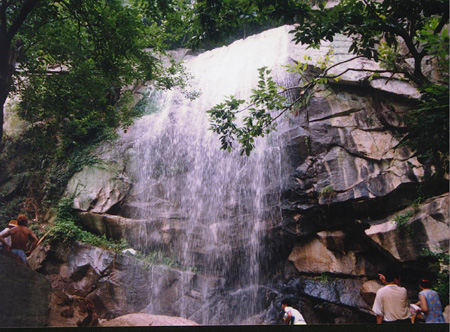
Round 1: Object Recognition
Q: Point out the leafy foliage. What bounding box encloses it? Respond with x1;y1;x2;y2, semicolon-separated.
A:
0;0;194;222
208;67;285;155
290;0;449;85
132;0;194;49
318;185;335;199
12;1;159;150
393;210;414;237
1;0;191;145
186;0;308;50
420;248;449;307
46;197;128;252
399;19;449;177
402;83;449;176
207;50;336;155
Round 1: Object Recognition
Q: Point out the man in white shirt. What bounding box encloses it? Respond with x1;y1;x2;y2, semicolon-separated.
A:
281;298;307;325
0;220;18;250
372;270;411;324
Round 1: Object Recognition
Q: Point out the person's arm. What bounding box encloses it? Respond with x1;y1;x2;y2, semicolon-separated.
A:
372;290;384;324
419;294;428;314
285;311;292;325
376;315;383;324
26;231;39;256
0;230;11;250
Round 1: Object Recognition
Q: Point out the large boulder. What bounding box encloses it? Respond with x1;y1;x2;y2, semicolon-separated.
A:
359;280;382;307
99;313;199;326
284;89;424;208
0;253;96;327
365;193;449;262
76;212;185;254
65;163;130;213
289;231;357;275
29;241;153;318
0;254;51;327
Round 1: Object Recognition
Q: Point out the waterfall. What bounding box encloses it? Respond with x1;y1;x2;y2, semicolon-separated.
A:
124;26;295;325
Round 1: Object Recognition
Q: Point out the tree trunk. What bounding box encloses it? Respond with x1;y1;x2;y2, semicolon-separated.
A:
0;82;7;146
0;0;43;145
0;35;15;145
0;36;12;146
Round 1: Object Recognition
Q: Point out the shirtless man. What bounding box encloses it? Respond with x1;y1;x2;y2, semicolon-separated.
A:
0;215;38;264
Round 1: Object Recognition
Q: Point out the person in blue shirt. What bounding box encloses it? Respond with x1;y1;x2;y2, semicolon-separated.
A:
416;279;446;323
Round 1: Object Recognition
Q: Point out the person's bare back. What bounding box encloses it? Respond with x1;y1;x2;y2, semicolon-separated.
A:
7;226;37;251
0;215;38;256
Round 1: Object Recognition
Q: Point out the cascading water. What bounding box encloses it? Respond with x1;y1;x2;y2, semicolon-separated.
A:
124;26;297;325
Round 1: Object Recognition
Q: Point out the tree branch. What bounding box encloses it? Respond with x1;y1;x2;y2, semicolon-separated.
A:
321;55;366;76
1;1;16;32
361;0;382;21
434;10;449;35
59;0;101;60
18;69;70;75
270;82;315;124
6;0;42;42
325;67;403;79
0;1;9;34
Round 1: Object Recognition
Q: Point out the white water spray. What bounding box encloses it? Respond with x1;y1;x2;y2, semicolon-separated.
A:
126;26;296;324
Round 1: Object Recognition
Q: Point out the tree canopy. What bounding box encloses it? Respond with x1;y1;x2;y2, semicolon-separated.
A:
0;0;192;216
290;0;449;86
0;0;183;148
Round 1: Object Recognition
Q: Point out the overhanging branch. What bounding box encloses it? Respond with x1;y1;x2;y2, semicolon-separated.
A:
6;0;42;42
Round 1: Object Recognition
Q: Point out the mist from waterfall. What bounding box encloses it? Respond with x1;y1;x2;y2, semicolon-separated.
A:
126;26;295;324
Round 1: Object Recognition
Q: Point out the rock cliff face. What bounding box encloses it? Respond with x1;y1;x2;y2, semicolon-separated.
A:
270;83;449;322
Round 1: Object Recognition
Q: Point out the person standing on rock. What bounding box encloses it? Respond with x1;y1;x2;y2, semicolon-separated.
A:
0;215;38;264
281;298;307;325
372;269;411;324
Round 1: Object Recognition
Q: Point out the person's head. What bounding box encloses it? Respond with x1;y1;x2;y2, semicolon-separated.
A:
281;298;292;309
17;214;28;226
419;279;431;289
8;220;18;228
383;269;400;283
